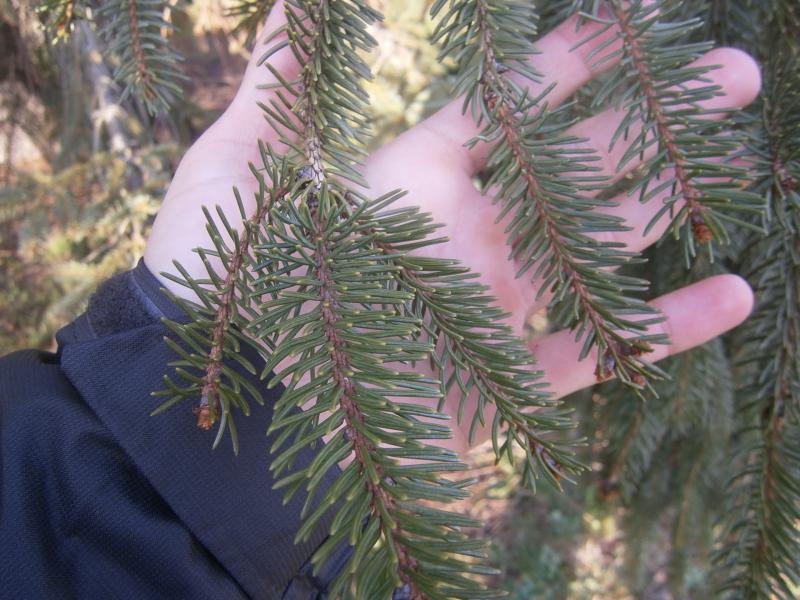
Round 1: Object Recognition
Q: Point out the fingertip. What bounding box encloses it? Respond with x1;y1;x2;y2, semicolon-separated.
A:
713;273;755;325
259;0;287;43
703;47;762;108
226;0;299;124
650;273;754;357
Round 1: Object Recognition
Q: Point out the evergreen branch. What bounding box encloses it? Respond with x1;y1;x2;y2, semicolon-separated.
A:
610;1;712;245
151;149;291;451
227;0;279;46
96;0;187;114
258;0;381;186
252;180;499;599
393;253;583;489
305;191;430;596
578;0;763;260
430;0;667;391
713;38;800;598
336;190;584;489
193;178;288;432
246;3;505;595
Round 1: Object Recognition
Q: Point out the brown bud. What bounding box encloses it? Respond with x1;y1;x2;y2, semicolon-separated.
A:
617;340;653;357
194;405;214;430
194;392;217;430
690;212;712;243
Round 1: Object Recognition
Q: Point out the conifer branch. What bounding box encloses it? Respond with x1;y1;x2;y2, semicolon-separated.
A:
309;196;420;593
431;0;667;391
193;178;288;432
151;162;283;453
609;1;711;244
575;0;763;260
713;33;800;597
338;191;584;489
393;256;582;488
258;0;377;186
126;1;151;95
251;177;499;598
96;0;187;114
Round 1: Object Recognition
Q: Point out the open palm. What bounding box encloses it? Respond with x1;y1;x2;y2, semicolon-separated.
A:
144;3;760;453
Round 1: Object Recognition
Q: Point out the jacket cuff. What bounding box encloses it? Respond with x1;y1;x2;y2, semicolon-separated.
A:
56;258;188;348
54;256;351;598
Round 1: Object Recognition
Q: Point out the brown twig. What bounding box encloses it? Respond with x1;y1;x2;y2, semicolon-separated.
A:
195;184;288;429
474;0;650;384
310;203;423;597
610;0;711;243
126;0;155;102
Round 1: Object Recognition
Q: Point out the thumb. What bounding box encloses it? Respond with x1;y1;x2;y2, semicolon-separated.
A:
222;0;303;142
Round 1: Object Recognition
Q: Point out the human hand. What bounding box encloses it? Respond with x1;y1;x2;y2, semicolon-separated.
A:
144;3;760;453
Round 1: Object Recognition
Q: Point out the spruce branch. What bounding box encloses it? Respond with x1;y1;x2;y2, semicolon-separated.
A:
713;37;800;598
255;180;501;598
151;157;284;453
257;0;379;186
430;0;667;392
339;195;584;489
392;252;583;489
95;0;187;114
189;175;287;434
155;0;573;595
575;0;763;261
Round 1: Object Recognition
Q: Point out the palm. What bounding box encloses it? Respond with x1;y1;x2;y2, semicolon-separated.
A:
145;7;759;450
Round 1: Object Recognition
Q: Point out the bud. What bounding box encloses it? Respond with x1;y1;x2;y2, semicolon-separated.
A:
690;211;712;243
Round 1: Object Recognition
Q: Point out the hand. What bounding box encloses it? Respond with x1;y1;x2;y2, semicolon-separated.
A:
144;4;761;453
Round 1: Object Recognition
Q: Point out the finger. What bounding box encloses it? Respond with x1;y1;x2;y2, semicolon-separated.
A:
589;144;755;252
218;1;303;142
567;47;762;185
439;274;753;456
529;274;754;399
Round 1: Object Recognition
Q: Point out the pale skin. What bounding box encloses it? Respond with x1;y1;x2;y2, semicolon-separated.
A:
145;3;761;456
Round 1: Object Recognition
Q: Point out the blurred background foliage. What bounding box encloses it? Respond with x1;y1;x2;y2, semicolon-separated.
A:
0;0;453;353
1;1;797;598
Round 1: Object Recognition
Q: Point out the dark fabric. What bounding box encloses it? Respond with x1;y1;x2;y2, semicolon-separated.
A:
0;258;350;599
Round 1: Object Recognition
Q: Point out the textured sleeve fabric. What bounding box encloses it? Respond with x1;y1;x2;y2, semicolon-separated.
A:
0;258;350;599
0;349;247;599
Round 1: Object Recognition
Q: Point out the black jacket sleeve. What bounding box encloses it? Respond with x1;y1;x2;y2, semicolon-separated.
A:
0;258;349;599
